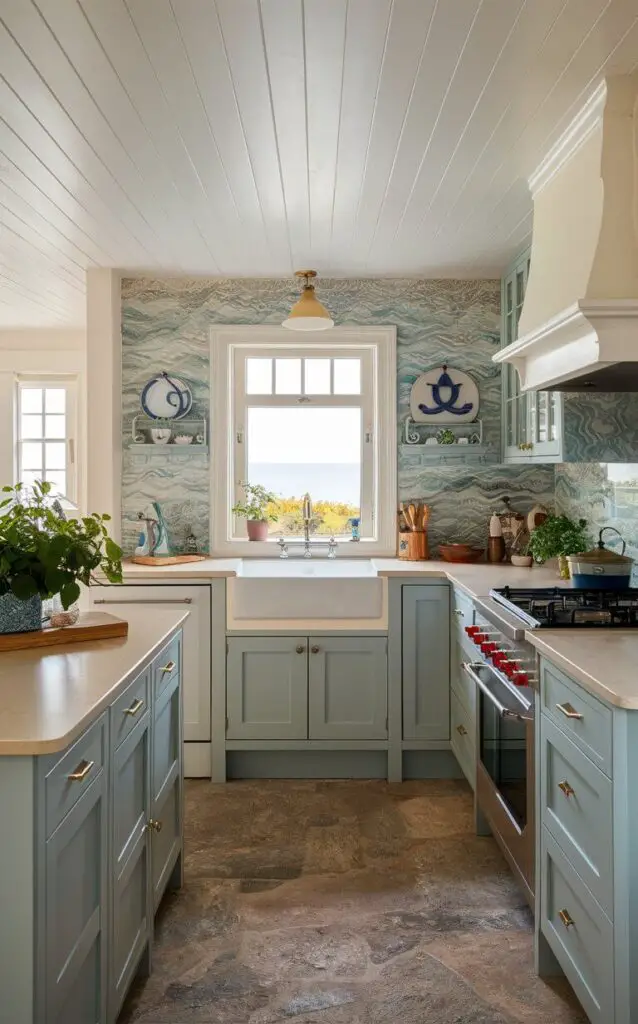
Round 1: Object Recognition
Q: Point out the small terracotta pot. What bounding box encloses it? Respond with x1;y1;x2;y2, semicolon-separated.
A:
246;519;269;541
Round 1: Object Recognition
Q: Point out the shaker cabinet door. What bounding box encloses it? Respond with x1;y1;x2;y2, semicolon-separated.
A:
402;586;450;741
110;713;151;1021
151;674;182;910
226;637;308;740
308;636;387;740
45;769;108;1024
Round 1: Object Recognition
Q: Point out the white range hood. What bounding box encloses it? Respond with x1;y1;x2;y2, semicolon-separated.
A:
494;73;638;392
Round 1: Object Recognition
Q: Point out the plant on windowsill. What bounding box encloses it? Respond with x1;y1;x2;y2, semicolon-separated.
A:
527;514;590;579
231;482;279;542
0;480;123;635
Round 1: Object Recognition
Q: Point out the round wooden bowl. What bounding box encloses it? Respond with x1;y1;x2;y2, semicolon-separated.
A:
439;544;484;563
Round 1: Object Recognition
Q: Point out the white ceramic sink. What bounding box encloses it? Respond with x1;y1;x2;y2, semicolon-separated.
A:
237;558;377;579
228;558;386;628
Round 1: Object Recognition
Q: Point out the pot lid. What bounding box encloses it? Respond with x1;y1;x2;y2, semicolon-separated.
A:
567;527;632;565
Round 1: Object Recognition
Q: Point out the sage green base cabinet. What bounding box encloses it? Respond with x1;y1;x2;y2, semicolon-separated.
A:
0;628;184;1024
402;585;450;741
536;656;638;1023
226;635;388;741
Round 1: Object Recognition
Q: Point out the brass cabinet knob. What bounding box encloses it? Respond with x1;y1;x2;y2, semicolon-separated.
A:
148;819;163;833
296;645;305;654
558;908;574;929
558;780;575;798
456;724;468;736
159;660;176;674
311;646;320;654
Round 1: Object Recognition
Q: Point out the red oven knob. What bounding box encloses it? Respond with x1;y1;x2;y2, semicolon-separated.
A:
472;633;487;645
481;641;497;655
504;661;520;679
512;671;529;686
465;625;480;637
492;652;507;667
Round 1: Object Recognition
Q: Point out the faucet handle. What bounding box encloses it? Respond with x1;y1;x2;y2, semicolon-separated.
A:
328;536;337;559
277;536;289;559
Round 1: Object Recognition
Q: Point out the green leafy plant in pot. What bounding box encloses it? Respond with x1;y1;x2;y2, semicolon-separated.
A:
527;514;590;579
0;480;123;634
231;482;279;541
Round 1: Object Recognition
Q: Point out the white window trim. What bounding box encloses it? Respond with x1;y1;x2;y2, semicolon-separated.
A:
210;326;397;557
16;376;79;510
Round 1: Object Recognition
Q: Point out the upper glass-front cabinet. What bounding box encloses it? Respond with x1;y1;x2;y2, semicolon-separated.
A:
501;249;563;463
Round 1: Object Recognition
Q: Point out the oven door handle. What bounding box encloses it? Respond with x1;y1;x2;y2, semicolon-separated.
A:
462;662;534;723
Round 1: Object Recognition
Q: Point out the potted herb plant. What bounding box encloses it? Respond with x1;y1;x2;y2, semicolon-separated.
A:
527;514;590;579
0;480;123;634
231;482;279;541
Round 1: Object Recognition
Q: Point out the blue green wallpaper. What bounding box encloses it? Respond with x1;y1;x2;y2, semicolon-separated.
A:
121;277;555;555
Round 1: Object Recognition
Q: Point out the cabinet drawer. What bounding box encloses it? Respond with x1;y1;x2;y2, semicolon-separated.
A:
540;660;612;777
450;690;475;790
451;588;474;635
541;716;613;916
451;646;476;718
45;714;107;838
111;669;150;751
541;827;613;1024
153;633;181;701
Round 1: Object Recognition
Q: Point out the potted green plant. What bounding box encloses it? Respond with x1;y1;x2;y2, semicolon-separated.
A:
527;514;590;579
0;480;123;634
231;482;279;541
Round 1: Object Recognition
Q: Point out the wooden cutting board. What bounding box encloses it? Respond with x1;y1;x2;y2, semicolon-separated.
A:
130;554;206;566
0;612;128;652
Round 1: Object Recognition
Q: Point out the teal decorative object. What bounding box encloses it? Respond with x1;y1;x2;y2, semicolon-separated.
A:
0;593;42;635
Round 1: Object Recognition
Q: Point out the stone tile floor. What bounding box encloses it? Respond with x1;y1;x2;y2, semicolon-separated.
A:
119;779;586;1023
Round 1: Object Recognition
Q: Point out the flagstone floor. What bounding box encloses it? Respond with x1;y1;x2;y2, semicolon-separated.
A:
119;778;586;1024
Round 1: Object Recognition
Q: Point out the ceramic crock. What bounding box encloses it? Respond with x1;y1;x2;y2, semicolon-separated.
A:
567;528;633;590
0;593;43;634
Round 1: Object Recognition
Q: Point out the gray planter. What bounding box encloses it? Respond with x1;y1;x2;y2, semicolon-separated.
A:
0;593;43;634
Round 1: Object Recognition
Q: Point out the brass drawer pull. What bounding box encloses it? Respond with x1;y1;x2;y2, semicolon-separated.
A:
558;780;575;798
159;660;176;674
148;818;163;833
124;698;144;717
556;702;583;721
296;645;305;654
311;646;320;654
67;759;95;782
558;908;574;929
456;724;468;736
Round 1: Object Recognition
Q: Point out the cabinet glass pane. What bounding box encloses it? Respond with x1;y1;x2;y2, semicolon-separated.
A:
550;393;559;440
536;393;548;443
517;397;528;446
506;312;514;346
506;280;513;315
506;400;517;448
516;270;525;310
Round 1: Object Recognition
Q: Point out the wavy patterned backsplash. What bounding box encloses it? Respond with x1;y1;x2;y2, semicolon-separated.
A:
555;463;638;582
121;276;555;554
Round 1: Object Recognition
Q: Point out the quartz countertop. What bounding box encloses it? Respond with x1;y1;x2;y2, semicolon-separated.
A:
122;557;241;580
0;607;188;755
525;629;638;709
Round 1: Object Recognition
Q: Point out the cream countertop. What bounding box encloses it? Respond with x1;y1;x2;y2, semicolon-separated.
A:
0;607;188;756
525;629;638;710
120;555;560;599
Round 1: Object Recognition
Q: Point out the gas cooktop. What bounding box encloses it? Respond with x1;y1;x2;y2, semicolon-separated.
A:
490;586;638;629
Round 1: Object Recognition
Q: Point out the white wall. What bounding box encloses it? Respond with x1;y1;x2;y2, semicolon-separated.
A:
0;330;86;508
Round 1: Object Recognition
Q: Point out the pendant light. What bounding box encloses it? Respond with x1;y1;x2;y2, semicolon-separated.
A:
282;270;334;331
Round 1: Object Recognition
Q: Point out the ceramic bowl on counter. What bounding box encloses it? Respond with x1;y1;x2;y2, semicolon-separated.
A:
439;544;484;563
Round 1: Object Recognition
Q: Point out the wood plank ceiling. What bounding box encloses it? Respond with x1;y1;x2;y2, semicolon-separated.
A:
0;0;637;326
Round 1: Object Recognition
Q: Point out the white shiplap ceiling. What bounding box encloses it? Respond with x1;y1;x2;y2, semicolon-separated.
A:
0;0;637;327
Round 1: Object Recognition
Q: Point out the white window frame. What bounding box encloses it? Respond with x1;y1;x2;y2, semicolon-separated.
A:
211;326;397;557
16;376;78;508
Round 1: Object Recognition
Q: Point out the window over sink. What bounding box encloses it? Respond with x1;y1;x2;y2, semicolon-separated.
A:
211;327;396;555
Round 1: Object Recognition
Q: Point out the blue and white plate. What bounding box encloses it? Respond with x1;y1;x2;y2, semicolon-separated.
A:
140;372;193;420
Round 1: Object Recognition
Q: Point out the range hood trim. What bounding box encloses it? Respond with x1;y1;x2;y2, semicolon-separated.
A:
493;298;638;391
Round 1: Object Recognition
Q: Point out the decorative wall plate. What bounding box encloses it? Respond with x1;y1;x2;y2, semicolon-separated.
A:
140;372;193;420
409;365;479;424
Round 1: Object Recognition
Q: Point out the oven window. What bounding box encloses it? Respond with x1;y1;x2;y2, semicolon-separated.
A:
480;686;528;831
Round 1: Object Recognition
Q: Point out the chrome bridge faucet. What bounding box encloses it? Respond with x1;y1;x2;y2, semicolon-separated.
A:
302;492;313;558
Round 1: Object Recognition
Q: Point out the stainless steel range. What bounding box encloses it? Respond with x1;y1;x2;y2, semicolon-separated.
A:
465;584;638;910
